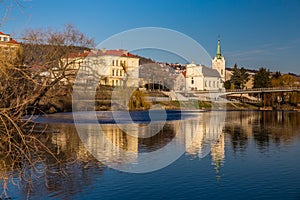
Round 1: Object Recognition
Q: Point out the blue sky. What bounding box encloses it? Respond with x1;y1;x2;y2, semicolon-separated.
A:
1;0;300;74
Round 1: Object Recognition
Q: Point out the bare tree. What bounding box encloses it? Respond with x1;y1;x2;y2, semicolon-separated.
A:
21;24;94;110
0;24;94;198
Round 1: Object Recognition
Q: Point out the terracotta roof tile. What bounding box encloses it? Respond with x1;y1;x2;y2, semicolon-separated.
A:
68;49;138;58
8;38;20;44
0;31;10;36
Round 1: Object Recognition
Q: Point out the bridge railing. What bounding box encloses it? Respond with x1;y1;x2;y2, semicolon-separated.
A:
226;86;300;93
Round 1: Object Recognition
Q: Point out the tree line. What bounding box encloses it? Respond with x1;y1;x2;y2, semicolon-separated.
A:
224;64;298;90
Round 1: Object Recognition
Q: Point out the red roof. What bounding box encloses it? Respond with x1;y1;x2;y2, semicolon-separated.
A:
67;49;138;59
0;31;19;44
0;31;10;36
93;49;138;57
8;38;20;44
182;71;186;77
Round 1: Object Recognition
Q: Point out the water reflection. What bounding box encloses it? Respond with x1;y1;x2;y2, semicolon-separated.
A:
12;125;105;199
1;111;300;199
72;111;226;173
50;112;225;160
225;111;300;153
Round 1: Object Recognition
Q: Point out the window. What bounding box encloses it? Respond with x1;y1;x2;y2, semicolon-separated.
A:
116;80;119;85
120;70;123;76
191;77;194;84
123;61;126;66
112;69;115;76
116;60;118;66
221;69;224;75
112;60;115;66
205;81;207;87
209;81;211;87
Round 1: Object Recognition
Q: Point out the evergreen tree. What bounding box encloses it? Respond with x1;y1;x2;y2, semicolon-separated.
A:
253;67;270;88
230;64;249;89
240;67;250;89
224;80;232;89
272;71;281;79
230;64;241;89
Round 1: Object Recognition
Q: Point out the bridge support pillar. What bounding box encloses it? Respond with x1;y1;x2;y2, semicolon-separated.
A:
297;91;300;107
263;93;266;107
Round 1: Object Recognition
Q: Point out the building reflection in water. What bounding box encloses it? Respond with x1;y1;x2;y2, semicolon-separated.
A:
72;111;226;173
49;111;300;177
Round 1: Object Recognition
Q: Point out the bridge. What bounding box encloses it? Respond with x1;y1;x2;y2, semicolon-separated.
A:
190;86;300;95
225;86;300;95
171;86;300;107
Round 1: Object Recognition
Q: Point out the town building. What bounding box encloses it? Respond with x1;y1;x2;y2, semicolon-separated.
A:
174;37;225;92
60;49;140;87
0;31;21;60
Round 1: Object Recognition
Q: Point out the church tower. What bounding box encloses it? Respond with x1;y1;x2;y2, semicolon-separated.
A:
212;36;226;82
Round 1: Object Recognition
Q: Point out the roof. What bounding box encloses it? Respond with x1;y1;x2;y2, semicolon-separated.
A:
8;38;20;44
182;70;186;77
0;31;20;44
0;31;9;36
202;66;221;78
100;49;137;57
67;49;138;59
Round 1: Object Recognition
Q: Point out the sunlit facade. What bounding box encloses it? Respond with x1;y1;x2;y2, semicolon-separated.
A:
0;31;21;62
60;49;140;87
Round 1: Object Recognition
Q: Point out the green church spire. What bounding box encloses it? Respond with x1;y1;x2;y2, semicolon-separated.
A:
216;35;222;59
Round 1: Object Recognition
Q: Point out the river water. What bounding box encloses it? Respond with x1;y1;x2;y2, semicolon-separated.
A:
2;111;300;199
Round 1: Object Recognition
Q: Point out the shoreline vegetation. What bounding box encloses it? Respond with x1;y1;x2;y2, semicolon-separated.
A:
43;88;299;114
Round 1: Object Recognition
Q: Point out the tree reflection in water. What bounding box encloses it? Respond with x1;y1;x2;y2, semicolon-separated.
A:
224;111;300;153
0;123;104;199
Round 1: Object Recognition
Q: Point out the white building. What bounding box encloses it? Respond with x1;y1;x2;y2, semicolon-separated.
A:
174;37;225;92
60;49;140;87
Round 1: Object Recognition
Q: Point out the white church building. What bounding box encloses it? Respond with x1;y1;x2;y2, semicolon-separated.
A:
174;37;226;91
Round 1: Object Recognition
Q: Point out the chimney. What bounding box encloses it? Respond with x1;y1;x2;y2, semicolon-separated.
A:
123;50;128;56
101;48;106;53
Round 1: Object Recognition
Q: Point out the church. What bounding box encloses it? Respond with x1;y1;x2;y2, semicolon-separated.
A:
174;37;225;91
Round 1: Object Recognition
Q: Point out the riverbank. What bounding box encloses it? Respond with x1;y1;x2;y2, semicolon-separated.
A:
93;100;298;112
40;88;299;113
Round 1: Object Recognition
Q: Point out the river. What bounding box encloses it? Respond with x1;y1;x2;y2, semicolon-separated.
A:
1;110;300;199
